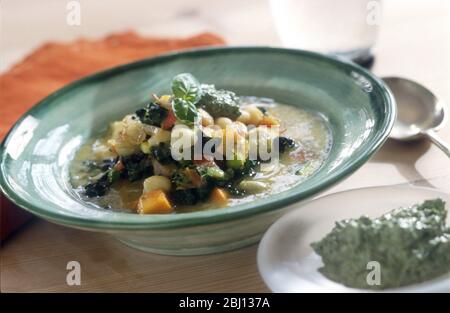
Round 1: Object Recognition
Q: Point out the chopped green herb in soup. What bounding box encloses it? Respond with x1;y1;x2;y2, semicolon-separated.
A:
70;73;331;214
312;199;450;290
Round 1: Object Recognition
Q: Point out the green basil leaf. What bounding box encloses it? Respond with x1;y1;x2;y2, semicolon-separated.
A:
172;98;199;126
171;73;201;103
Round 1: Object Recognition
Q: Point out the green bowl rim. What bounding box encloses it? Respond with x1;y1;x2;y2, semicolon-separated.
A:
0;46;396;230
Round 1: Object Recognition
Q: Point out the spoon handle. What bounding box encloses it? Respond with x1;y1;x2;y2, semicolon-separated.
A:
423;130;450;158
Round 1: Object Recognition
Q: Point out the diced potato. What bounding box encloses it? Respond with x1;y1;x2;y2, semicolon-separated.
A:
210;187;229;206
143;175;172;193
123;117;146;145
107;138;140;156
109;121;125;140
147;128;171;147
137;189;173;214
106;116;144;156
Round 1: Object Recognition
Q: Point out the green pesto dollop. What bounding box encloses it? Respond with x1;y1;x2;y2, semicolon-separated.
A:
311;199;450;290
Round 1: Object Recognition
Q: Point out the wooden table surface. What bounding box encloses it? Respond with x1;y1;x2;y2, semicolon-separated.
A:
1;0;449;292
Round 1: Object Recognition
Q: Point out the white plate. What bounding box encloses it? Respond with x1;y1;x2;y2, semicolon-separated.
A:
257;185;450;293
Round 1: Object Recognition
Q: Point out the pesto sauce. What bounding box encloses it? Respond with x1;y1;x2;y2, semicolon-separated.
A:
311;199;450;290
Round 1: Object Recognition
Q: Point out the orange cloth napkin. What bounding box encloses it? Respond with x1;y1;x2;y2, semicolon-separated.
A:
0;31;225;241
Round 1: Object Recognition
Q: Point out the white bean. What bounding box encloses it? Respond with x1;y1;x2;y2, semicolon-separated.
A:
238;180;268;193
247;126;274;157
215;117;233;129
237;110;250;124
199;108;214;127
244;106;264;126
170;125;198;160
231;121;248;138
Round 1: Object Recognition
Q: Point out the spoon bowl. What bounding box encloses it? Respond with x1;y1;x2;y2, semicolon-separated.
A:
383;77;450;157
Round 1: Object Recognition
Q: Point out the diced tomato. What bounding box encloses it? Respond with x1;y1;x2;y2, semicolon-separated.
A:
162;109;177;130
289;150;315;162
193;155;215;165
185;168;203;187
114;160;125;172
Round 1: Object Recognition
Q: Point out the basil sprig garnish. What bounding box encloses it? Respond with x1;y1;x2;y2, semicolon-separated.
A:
171;73;201;125
172;98;199;126
172;73;202;103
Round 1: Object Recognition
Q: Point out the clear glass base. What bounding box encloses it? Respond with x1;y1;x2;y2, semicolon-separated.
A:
330;47;375;67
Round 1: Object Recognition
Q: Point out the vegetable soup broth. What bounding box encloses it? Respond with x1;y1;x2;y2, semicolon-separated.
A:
70;102;331;213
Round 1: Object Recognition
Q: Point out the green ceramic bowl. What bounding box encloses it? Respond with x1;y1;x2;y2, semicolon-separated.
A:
0;47;395;255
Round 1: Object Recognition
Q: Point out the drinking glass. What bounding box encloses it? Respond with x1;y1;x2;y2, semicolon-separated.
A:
269;0;382;63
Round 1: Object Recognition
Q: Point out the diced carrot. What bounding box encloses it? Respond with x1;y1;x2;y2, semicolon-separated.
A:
259;115;280;127
210;187;229;206
162;109;177;130
137;189;173;214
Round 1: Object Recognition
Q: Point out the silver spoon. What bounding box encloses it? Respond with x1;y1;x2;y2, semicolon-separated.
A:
383;77;450;157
